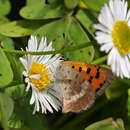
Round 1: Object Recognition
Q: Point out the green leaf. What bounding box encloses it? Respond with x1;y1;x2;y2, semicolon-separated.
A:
0;93;14;130
5;84;25;99
34;17;90;51
66;18;89;43
64;0;80;9
0;93;14;120
0;93;9;130
105;78;130;99
34;18;69;45
1;37;14;50
0;50;13;87
10;126;31;130
82;0;108;11
20;3;68;20
67;46;94;63
26;0;44;5
76;9;97;35
7;103;25;129
122;78;130;86
128;89;130;122
34;17;94;61
0;35;14;49
8;113;24;129
13;104;44;130
65;18;94;62
5;55;23;82
0;20;45;37
0;0;11;16
0;16;9;25
85;118;125;130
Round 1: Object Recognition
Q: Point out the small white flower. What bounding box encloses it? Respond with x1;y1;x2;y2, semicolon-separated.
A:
94;0;130;78
20;35;62;114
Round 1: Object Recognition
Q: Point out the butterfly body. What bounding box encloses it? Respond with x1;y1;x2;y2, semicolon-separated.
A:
55;61;115;113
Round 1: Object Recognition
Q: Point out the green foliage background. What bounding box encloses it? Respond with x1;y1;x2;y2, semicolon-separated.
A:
0;0;130;130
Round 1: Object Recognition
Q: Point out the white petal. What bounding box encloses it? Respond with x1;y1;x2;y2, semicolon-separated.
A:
22;71;28;77
126;9;130;22
19;58;28;71
119;54;130;78
39;98;45;113
100;42;113;53
38;37;46;51
26;82;31;92
98;4;113;30
38;54;52;64
30;89;36;105
95;31;112;44
46;41;53;51
94;24;110;33
107;48;115;65
33;103;37;114
28;35;38;52
44;94;58;111
40;93;53;113
25;78;29;83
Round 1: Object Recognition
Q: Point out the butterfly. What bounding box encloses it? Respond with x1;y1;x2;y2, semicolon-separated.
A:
55;61;115;113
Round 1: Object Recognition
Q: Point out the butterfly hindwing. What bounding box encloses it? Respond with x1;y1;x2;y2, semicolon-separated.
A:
95;67;115;96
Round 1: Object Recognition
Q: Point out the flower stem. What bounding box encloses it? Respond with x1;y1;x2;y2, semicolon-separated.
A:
0;42;93;55
91;55;108;65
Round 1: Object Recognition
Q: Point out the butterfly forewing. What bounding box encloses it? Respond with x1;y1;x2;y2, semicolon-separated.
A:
61;61;115;96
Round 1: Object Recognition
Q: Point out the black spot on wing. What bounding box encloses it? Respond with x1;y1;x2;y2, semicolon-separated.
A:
96;88;100;92
88;76;93;83
86;68;91;74
72;65;75;69
97;67;101;72
79;67;82;72
100;83;103;88
88;79;91;83
95;71;100;79
90;76;93;80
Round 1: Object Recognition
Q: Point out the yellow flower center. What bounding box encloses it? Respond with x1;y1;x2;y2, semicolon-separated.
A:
112;21;130;55
28;62;51;92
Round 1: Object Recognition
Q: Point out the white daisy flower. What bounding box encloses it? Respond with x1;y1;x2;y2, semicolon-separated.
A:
94;0;130;78
20;35;62;114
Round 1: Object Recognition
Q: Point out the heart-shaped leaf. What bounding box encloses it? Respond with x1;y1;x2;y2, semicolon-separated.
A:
0;50;13;87
20;3;68;20
82;0;108;11
64;0;80;9
0;0;11;16
0;20;45;37
85;118;125;130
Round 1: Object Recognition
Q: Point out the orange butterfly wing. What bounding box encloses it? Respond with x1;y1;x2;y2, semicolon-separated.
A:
61;61;115;95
